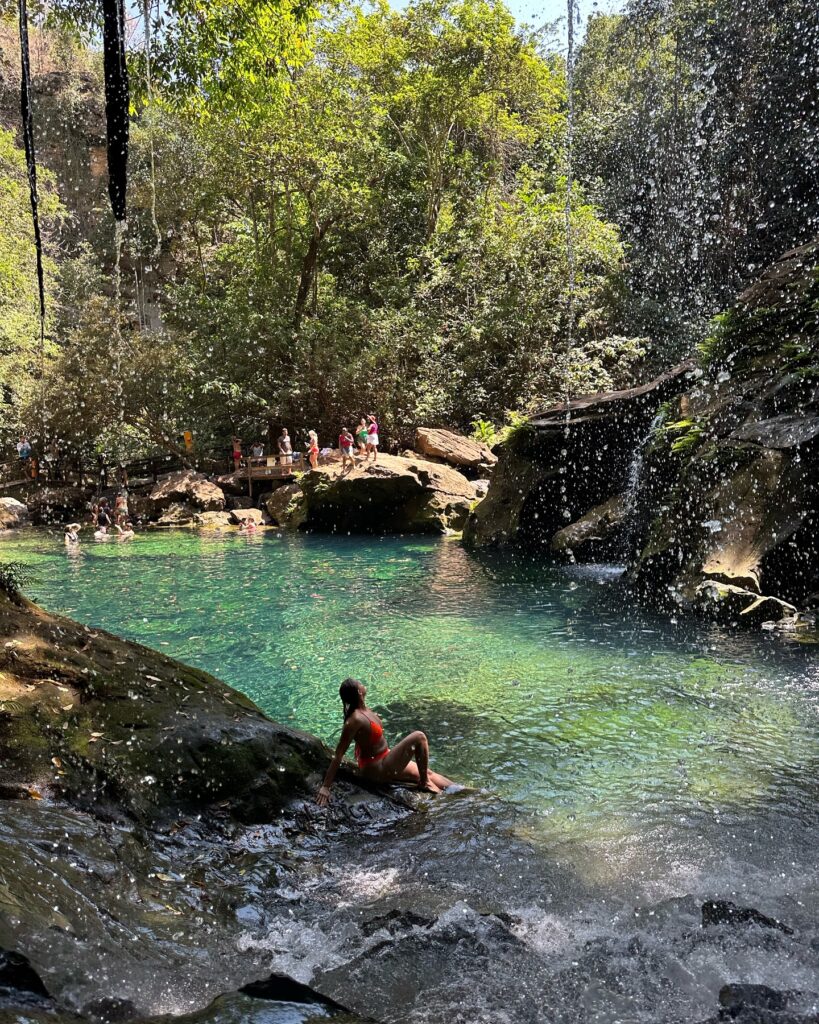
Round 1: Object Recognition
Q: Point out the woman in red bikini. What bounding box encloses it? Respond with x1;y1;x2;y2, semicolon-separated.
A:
316;678;453;806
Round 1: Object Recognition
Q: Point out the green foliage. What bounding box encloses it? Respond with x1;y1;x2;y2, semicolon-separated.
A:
0;561;36;597
665;418;702;454
470;419;496;445
0;126;62;446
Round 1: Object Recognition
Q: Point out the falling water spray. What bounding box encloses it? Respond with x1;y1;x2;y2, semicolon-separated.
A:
560;0;577;548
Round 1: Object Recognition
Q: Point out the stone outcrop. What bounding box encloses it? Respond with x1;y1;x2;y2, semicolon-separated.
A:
299;454;477;534
415;428;497;475
0;497;28;529
550;494;628;559
192;510;234;529
0;588;327;824
264;483;306;529
147;470;225;514
154;502;195;527
228;507;269;526
693;581;797;626
464;361;694;550
26;487;89;525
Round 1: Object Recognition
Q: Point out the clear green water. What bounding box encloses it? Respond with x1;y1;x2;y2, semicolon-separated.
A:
4;529;819;866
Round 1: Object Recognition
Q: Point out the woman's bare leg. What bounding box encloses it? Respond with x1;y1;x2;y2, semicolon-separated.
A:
429;770;454;789
368;731;440;790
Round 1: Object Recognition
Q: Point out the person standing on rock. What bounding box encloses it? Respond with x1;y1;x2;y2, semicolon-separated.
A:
307;430;319;470
356;418;368;456
366;415;379;462
339;427;355;472
317;678;454;806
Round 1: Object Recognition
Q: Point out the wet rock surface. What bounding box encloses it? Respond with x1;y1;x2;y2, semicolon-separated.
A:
466;242;819;627
264;483;307;529
623;242;819;620
464;362;693;550
551;494;628;558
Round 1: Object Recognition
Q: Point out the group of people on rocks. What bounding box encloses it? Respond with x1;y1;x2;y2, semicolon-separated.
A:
232;414;379;472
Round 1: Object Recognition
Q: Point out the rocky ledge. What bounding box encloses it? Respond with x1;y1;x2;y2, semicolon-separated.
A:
296;454;478;534
0;586;408;1021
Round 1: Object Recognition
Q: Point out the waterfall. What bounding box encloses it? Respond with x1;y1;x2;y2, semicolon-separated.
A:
620;410;665;560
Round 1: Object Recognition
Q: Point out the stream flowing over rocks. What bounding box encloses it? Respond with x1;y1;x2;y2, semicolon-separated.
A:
466;242;819;632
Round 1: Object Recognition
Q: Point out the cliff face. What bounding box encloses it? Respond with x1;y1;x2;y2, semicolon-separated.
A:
625;240;819;619
465;241;819;625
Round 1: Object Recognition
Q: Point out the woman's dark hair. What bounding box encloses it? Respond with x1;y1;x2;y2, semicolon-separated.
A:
339;678;364;720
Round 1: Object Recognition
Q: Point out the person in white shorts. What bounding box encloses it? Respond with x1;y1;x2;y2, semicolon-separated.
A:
366;414;379;462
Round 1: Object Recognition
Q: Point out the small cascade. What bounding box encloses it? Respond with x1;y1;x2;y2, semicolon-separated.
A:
620;410;665;560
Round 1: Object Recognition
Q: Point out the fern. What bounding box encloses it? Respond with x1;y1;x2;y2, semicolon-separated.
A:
0;562;36;597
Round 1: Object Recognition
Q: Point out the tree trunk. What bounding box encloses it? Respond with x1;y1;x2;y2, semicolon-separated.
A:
293;218;333;330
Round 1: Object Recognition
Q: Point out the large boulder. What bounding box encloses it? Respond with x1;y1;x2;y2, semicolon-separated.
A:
26;487;89;525
0;497;29;529
415;428;497;475
192;510;233;529
228;507;269;526
0;588;329;825
263;483;306;529
299;454;476;534
154;502;195;527
148;471;225;514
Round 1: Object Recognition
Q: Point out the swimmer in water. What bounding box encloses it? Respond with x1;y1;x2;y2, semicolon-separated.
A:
64;523;80;544
317;678;454;806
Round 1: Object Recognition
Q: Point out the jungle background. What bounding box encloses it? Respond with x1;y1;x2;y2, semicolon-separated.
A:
0;0;817;461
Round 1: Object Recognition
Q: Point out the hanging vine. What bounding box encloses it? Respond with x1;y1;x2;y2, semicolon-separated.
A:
17;0;46;437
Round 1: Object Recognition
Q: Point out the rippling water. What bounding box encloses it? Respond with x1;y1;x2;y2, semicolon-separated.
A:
4;528;819;1021
5;529;818;871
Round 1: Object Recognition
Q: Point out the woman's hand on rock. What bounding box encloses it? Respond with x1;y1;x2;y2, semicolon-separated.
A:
316;785;331;807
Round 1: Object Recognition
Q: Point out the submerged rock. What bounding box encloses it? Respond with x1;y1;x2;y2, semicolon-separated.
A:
695;984;819;1024
415;427;497;475
299;454;476;534
702;899;794;935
